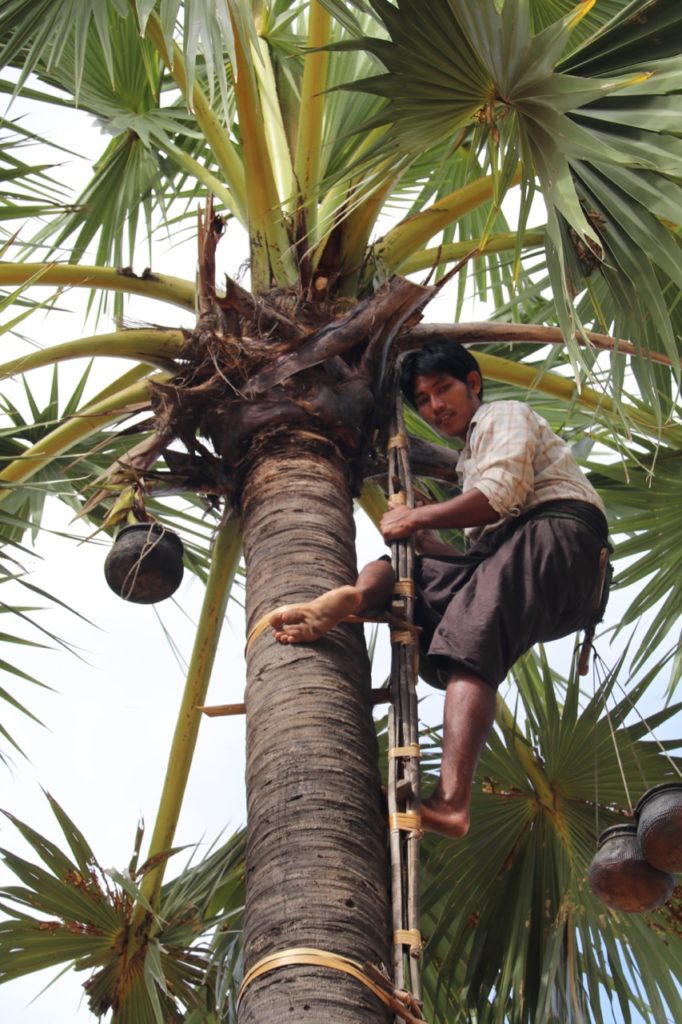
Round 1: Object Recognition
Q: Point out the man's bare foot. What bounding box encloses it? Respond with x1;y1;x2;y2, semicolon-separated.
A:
421;794;470;839
269;585;362;644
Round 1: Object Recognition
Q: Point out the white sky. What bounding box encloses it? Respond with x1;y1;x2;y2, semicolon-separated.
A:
0;90;670;1024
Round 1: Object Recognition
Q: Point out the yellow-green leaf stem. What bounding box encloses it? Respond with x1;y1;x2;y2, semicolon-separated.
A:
313;127;389;271
476;352;681;446
294;2;332;243
159;139;242;218
131;520;242;921
401;230;545;275
0;377;163;496
495;694;555;813
255;36;295;212
90;364;155;405
0;264;195;311
336;167;405;295
0;264;64;323
372;170;522;278
143;14;247;225
231;13;297;291
358;480;388;528
0;330;184;380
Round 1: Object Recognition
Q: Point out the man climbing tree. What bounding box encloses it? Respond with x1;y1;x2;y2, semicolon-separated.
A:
269;340;610;838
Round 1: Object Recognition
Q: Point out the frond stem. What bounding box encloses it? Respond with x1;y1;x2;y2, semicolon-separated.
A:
401;231;545;275
294;2;332;242
0;330;184;380
407;321;678;370
142;13;248;223
0;264;194;310
371;169;521;278
495;694;555;812
129;520;242;931
229;12;298;291
0;377;160;497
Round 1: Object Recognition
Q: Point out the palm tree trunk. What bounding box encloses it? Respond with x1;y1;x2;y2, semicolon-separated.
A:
239;433;390;1023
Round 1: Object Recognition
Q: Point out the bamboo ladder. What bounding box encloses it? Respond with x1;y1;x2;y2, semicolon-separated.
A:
385;393;423;1008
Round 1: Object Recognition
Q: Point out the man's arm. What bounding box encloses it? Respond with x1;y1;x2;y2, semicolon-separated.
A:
381;488;499;543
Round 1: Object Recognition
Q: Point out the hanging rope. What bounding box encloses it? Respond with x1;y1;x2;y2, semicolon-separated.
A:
594;651;682;784
386;391;423;1005
591;649;682;842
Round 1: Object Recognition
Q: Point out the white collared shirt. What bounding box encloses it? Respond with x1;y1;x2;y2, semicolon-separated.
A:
457;401;605;537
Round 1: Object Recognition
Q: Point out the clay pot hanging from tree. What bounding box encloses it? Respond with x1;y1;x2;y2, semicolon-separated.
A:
104;523;184;604
588;824;675;913
636;783;682;875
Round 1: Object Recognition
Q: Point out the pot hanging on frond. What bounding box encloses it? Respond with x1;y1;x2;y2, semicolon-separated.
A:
588;824;674;913
104;523;184;604
636;783;682;875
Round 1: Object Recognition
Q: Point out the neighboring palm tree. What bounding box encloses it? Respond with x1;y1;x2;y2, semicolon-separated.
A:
0;2;681;1022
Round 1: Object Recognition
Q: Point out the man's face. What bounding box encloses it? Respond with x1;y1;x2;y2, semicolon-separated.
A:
413;370;482;440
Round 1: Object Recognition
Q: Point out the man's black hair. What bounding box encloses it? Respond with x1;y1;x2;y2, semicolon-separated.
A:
399;340;484;402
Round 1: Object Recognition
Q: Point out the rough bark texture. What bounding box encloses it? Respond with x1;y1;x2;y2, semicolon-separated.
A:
239;436;390;1023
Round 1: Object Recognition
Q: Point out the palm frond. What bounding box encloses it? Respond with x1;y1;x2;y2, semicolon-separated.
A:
0;792;246;1019
0;0;127;98
588;444;682;694
0;539;54;765
330;0;682;407
420;649;682;1024
0;116;69;232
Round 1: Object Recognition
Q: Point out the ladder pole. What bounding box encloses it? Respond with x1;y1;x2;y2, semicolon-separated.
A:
387;431;407;992
387;392;422;1005
396;399;422;1000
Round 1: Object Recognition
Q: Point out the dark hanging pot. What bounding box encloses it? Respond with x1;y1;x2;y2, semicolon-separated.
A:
588;824;674;913
104;523;184;604
636;783;682;875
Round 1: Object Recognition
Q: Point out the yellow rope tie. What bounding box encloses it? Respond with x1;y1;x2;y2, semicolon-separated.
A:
245;612;275;653
245;609;372;654
390;627;418;646
389;744;421;759
236;947;427;1023
246;607;421;654
391;490;407;505
393;929;423;954
389;624;421;677
393;578;415;598
389;811;422;835
387;433;408;450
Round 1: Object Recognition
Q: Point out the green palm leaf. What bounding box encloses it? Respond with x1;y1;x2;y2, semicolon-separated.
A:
0;793;246;1019
420;649;682;1024
328;0;682;405
0;117;69;230
588;446;682;693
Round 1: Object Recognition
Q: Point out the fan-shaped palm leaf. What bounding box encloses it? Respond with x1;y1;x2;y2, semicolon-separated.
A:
420;648;682;1024
326;0;682;407
0;793;246;1020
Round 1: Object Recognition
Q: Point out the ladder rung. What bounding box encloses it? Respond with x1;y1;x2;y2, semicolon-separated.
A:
197;703;246;717
371;686;391;705
395;778;414;803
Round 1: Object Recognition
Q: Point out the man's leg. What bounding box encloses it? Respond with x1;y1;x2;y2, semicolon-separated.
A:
269;559;395;644
421;668;497;838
